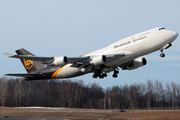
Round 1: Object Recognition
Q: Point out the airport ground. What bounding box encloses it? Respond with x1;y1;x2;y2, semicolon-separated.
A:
0;107;180;120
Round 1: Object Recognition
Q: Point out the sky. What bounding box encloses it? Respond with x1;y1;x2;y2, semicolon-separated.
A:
0;0;180;88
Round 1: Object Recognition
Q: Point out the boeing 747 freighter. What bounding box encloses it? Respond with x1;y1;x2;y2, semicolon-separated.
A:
4;27;178;80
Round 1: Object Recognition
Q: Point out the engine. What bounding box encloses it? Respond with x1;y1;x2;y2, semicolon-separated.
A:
90;55;107;66
51;56;69;66
123;58;147;70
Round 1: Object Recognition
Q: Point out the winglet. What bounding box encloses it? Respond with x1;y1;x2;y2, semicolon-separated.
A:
3;52;14;58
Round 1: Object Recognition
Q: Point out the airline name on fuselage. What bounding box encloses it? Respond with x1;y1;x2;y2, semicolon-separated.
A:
114;36;147;49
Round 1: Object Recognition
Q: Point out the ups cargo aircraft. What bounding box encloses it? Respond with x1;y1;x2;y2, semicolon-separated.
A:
4;27;178;80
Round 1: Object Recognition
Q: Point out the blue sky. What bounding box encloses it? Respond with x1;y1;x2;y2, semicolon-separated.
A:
1;0;180;88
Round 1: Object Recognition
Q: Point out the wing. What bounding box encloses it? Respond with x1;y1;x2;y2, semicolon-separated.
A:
105;53;125;62
4;52;124;64
70;53;125;73
4;52;90;66
68;57;89;63
4;51;125;72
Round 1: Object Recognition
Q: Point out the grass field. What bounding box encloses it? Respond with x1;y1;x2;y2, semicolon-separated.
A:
0;107;180;120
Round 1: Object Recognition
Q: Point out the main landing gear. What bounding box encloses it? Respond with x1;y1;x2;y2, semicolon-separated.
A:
112;69;119;78
92;68;120;79
92;70;107;79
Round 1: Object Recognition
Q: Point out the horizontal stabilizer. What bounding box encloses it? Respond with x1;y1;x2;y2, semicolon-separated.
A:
4;52;14;58
4;52;54;64
4;73;41;78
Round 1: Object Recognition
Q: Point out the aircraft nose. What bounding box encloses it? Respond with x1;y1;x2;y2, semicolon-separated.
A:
173;31;178;39
163;30;178;43
171;31;178;42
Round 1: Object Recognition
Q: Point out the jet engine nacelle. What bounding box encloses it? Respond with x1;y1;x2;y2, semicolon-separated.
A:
90;55;106;66
125;58;147;70
51;56;69;66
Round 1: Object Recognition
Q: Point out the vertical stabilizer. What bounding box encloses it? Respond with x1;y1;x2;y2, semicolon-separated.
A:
16;48;46;73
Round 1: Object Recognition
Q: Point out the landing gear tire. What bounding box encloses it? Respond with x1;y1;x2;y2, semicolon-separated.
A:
92;70;99;78
112;69;119;78
160;53;165;57
114;70;119;74
92;70;107;79
99;74;104;79
103;73;107;77
92;74;98;78
113;74;118;78
160;49;165;58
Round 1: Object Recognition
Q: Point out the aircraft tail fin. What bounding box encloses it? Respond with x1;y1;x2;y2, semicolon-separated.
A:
16;48;46;73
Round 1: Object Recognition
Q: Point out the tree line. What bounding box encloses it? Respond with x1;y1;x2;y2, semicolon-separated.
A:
0;77;180;109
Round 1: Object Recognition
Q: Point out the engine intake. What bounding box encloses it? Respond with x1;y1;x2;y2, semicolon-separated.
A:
90;55;106;66
51;56;69;66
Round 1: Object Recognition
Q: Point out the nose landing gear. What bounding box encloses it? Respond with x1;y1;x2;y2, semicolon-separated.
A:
160;43;172;58
160;49;165;58
160;53;165;57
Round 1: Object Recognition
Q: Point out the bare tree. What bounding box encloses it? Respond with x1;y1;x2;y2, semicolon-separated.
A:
171;82;177;108
1;77;180;109
176;84;180;107
0;77;8;106
121;84;129;109
137;83;146;108
166;82;172;107
146;79;154;109
154;80;159;106
158;81;164;107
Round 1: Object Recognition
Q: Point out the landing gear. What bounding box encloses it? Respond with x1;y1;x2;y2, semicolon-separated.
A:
103;73;107;77
92;68;119;79
160;49;165;58
112;74;118;78
160;53;165;57
112;69;119;78
92;70;107;79
160;43;172;58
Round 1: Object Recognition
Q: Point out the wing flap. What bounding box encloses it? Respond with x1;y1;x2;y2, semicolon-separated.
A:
68;57;89;63
68;53;125;64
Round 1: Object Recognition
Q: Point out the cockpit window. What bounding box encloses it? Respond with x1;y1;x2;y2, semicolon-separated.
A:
159;27;165;30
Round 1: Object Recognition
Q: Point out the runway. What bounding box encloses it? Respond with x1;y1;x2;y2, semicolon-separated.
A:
0;118;69;120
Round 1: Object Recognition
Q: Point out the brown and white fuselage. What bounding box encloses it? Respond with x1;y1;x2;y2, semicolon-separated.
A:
4;27;178;80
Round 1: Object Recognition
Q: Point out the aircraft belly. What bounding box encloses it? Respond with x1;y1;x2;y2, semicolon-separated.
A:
55;64;83;78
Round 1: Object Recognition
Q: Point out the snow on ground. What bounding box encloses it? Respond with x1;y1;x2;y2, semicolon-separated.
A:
15;107;68;109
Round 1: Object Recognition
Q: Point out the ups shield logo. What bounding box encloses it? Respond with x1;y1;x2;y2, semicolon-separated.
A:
23;56;33;69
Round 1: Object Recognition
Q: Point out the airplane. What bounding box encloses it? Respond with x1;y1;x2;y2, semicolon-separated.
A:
4;27;178;80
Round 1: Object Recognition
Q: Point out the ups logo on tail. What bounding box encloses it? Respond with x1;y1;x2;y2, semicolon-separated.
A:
23;59;33;69
23;56;33;69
